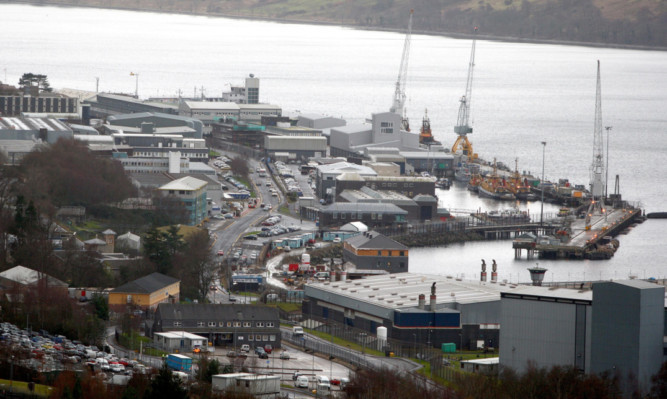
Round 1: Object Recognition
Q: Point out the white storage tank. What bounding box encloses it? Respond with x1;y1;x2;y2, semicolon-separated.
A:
376;326;388;351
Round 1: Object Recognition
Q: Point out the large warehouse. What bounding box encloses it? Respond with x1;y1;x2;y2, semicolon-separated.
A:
302;273;535;350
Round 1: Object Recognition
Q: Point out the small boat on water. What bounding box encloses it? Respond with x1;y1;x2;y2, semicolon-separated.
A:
486;208;531;223
435;177;451;189
467;174;482;192
477;159;515;201
479;179;515;201
507;158;538;201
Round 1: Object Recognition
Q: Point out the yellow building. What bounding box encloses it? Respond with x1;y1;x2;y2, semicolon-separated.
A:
109;272;180;311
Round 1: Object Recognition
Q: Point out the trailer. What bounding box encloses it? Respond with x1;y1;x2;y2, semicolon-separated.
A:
166;354;192;372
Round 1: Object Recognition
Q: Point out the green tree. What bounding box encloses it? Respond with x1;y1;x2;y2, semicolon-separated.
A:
92;294;109;321
143;226;185;275
176;229;214;302
18;72;52;93
229;156;249;178
144;364;188;399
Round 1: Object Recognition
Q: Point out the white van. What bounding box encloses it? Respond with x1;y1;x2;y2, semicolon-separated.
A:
295;375;309;388
240;344;250;353
316;375;330;390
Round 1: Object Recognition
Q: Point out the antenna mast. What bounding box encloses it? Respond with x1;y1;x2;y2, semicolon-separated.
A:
585;60;606;229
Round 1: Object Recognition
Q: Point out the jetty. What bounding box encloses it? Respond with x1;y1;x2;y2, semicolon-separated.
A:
513;207;642;260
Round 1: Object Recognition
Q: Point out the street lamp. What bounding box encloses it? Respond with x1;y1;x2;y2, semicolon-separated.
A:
413;333;417;358
130;72;139;98
540;141;547;227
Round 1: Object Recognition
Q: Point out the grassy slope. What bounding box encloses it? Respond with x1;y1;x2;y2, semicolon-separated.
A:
3;0;665;46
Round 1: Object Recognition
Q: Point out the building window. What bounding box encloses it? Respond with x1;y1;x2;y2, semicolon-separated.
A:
248;335;254;341
267;322;274;327
173;322;182;327
256;335;261;341
197;322;205;327
208;322;216;327
219;322;225;327
377;250;381;256
400;251;405;256
262;335;268;341
270;335;276;341
243;322;251;328
226;322;232;327
256;322;264;327
233;322;241;327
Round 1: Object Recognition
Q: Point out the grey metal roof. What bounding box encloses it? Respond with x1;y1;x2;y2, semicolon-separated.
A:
112;272;180;294
156;303;279;321
320;202;407;214
306;272;538;311
345;231;407;250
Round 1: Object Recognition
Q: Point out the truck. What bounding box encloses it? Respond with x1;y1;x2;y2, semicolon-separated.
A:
166;354;192;372
293;326;304;337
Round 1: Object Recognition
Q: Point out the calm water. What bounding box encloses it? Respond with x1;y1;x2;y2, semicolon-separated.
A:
2;5;666;282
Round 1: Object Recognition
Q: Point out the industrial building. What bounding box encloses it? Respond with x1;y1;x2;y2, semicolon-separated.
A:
151;303;281;349
337;186;438;222
334;173;436;199
343;231;409;273
0;116;73;143
106;112;204;139
329;111;421;158
264;135;327;161
157;176;208;225
315;162;377;200
0;93;78;116
221;74;260;104
302;273;533;350
85;93;179;118
316;202;407;229
499;280;665;394
153;331;208;353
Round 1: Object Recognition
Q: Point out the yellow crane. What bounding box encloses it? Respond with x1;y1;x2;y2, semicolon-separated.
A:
452;28;478;161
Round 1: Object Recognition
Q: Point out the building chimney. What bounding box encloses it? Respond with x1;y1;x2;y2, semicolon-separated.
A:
491;259;498;283
480;259;487;282
430;294;436;311
418;294;425;310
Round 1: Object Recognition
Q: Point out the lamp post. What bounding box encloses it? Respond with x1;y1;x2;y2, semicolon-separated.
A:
605;126;612;199
9;354;14;394
130;72;139;98
413;333;417;358
540;141;547;227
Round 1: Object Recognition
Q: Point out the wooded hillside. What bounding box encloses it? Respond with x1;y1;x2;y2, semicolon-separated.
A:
6;0;665;48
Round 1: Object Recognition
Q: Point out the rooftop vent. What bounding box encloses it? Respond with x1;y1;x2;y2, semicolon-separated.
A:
368;295;375;298
372;287;379;291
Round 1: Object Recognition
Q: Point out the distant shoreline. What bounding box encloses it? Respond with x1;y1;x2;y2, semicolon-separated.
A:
4;1;667;52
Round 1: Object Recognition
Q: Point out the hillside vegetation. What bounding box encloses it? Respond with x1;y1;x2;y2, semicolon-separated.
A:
6;0;666;48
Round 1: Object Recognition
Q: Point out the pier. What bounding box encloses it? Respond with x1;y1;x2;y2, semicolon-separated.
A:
513;207;642;260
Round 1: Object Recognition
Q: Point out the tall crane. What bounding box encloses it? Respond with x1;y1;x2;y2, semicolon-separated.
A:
390;10;413;131
451;27;478;160
585;60;606;230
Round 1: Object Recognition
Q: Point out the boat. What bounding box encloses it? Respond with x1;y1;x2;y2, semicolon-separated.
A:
478;179;516;201
419;109;441;146
486;208;531;223
477;159;515;201
455;165;471;182
507;158;538;201
557;207;571;217
435;177;451;190
467;174;482;192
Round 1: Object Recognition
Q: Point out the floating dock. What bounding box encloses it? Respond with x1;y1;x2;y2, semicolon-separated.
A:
513;207;642;260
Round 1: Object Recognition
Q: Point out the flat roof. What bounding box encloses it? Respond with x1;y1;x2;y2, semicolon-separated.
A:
155;331;207;340
307;273;538;310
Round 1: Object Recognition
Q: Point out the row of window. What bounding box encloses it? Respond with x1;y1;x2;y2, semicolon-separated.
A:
331;212;383;220
133;151;206;158
173;321;275;328
238;334;276;342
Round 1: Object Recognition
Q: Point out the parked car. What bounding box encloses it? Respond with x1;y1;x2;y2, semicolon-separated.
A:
217;250;224;256
258;351;268;359
243;235;258;240
279;351;290;360
263;344;273;354
223;213;234;219
226;351;237;358
254;346;265;355
240;344;250;353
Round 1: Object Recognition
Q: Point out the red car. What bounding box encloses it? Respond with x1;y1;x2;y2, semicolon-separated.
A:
263;344;273;354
